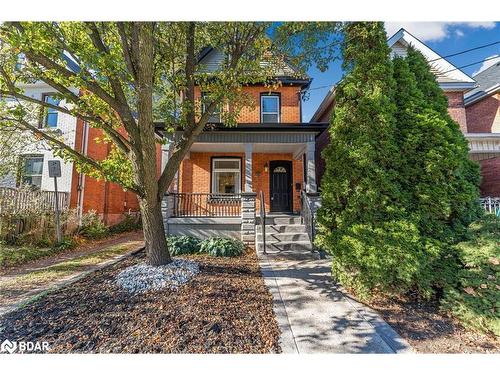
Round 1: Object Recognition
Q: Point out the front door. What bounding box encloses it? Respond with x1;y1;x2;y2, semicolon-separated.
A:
270;160;292;212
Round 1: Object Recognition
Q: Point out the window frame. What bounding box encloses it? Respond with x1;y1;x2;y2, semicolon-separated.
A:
210;157;242;195
40;93;60;128
19;154;44;189
260;93;281;123
201;92;222;123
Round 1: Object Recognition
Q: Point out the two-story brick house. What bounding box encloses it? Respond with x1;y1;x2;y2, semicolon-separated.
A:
160;48;327;250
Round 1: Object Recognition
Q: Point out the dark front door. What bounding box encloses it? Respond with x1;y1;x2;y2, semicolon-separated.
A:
270;160;292;212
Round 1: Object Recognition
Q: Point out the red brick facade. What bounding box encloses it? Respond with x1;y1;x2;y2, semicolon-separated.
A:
465;92;500;196
478;157;500;197
194;85;302;123
466;93;500;133
69;118;161;226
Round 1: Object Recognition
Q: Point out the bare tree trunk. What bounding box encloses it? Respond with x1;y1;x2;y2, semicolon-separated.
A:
140;197;171;266
133;22;172;266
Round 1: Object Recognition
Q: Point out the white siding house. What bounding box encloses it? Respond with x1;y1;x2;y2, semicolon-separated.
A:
0;82;78;193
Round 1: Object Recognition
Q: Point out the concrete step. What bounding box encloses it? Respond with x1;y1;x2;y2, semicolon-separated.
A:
257;215;302;225
256;240;313;252
256;224;306;233
256;232;310;242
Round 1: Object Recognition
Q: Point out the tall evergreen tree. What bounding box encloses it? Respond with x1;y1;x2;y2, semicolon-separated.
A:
402;48;481;237
317;25;481;300
317;22;422;298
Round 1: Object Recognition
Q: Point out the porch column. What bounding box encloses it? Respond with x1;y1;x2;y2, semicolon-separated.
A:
306;141;317;193
245;143;253;192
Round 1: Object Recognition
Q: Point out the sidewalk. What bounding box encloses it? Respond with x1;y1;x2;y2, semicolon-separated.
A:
0;234;144;317
259;250;413;354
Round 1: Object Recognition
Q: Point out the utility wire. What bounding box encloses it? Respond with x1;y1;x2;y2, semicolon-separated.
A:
304;53;500;92
428;40;500;62
441;55;500;74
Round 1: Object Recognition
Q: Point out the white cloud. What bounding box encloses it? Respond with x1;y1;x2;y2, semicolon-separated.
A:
455;29;464;37
472;54;500;76
385;22;497;42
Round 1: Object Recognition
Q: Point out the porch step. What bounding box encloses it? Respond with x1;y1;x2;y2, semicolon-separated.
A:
257;215;302;225
256;232;310;242
256;240;313;253
256;224;306;233
256;213;314;256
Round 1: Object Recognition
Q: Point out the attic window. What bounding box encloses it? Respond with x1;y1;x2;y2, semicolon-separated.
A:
261;94;280;123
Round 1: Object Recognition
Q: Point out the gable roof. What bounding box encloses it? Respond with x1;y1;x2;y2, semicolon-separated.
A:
311;27;477;122
387;28;476;90
464;60;500;106
197;47;311;88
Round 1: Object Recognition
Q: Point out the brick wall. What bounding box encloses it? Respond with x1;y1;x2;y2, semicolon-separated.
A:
70;118;163;226
179;152;304;213
195;85;302;123
479;157;500;196
445;92;468;132
466;93;500;133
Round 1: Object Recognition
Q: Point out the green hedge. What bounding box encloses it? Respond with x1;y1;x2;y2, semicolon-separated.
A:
442;215;500;336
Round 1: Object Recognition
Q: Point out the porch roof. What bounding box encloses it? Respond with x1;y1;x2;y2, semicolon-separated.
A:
155;122;328;142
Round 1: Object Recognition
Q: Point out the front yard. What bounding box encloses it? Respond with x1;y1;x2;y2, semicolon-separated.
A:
0;247;280;353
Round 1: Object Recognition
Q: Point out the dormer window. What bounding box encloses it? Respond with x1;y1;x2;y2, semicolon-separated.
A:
261;94;280;123
41;94;60;128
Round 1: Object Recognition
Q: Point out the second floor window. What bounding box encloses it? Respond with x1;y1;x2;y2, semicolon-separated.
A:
42;94;60;128
20;155;44;189
261;94;280;123
201;92;221;123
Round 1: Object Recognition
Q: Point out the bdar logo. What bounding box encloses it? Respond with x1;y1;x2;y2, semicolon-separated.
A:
1;339;17;354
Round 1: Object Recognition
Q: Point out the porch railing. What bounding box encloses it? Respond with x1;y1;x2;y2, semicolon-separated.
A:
480;197;500;216
300;190;325;257
259;190;266;254
169;192;241;217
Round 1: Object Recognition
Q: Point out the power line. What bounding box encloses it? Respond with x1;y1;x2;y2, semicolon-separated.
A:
304;54;500;93
428;40;500;62
441;55;500;74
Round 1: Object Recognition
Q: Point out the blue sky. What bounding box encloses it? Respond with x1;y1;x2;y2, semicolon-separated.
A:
302;22;500;122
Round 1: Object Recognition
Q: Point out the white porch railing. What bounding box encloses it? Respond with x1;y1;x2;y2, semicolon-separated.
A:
480;197;500;215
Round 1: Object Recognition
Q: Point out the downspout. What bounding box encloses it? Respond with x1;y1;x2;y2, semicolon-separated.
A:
76;121;89;226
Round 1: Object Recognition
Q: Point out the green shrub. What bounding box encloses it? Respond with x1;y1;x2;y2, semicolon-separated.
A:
78;210;109;239
442;215;500;336
109;213;141;234
200;237;245;257
167;235;201;255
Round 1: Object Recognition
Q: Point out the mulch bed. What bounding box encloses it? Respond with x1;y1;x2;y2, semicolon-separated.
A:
0;248;280;353
369;295;499;353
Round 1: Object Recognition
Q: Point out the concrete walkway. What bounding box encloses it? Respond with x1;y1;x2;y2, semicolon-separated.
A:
259;249;413;354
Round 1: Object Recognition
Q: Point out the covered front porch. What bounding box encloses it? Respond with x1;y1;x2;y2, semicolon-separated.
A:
160;124;326;245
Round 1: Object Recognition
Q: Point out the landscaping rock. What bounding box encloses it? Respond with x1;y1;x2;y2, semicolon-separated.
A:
115;259;199;294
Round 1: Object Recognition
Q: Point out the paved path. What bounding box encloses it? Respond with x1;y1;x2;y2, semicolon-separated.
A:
259;249;413;354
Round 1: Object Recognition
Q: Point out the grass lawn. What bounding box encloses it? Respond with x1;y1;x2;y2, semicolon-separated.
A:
0;248;280;353
0;244;62;269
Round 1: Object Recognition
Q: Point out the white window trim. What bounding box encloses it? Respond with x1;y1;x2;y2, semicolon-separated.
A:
211;158;241;194
21;154;44;188
260;94;280;123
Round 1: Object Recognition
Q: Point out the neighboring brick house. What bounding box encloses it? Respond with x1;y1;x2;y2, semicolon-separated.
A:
311;28;500;192
464;61;500;196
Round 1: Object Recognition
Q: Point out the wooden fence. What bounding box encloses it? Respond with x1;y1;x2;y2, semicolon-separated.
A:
0;187;69;215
